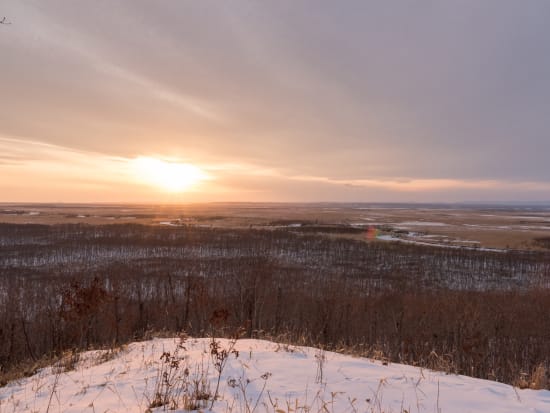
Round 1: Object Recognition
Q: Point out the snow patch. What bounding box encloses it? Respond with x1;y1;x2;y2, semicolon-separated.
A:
399;221;448;226
0;338;547;413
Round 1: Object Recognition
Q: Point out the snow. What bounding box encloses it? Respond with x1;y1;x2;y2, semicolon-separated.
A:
519;226;550;231
1;338;548;413
376;234;505;252
398;221;448;227
160;221;178;226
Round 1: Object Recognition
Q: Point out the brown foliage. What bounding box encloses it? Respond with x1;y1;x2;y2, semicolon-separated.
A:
0;223;549;388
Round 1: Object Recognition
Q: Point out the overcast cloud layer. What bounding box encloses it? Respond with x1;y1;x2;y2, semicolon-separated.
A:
1;1;549;202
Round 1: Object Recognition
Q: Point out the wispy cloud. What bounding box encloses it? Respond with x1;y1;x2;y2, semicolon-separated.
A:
5;2;221;121
95;63;221;121
289;174;550;193
2;1;550;202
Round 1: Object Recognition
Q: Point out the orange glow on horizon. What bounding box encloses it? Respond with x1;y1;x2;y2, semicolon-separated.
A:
131;157;208;193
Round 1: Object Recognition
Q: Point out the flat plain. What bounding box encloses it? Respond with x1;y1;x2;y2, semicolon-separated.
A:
2;202;550;251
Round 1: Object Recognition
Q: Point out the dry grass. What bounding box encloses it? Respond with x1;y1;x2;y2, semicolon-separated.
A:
0;356;55;388
516;364;548;390
0;344;128;388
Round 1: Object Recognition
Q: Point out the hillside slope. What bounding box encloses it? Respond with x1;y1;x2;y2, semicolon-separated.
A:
0;338;548;413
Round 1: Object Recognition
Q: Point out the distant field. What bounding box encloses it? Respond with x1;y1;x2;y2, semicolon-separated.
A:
2;202;550;250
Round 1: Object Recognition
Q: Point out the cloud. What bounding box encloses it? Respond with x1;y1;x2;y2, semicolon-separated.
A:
1;1;550;201
1;134;550;203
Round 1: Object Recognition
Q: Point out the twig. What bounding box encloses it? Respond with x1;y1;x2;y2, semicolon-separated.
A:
45;367;61;413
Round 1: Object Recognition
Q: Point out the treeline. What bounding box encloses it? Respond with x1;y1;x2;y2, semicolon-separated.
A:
0;223;549;388
1;223;548;291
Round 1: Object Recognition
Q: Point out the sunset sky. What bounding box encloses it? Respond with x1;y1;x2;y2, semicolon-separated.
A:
1;1;550;203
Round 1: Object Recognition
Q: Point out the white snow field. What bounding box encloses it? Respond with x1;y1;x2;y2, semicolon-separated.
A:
0;338;548;413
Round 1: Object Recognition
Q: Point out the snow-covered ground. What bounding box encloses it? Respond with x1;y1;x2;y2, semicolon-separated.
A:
0;338;548;413
376;234;505;252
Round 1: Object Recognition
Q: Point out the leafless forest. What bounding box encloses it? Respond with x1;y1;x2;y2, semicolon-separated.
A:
0;223;549;388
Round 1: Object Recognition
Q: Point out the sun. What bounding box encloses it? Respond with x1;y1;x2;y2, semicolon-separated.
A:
132;157;207;192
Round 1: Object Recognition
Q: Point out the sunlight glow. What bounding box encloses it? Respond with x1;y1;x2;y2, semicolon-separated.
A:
132;157;207;192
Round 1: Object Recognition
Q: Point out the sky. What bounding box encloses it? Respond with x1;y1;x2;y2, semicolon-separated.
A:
1;1;550;203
